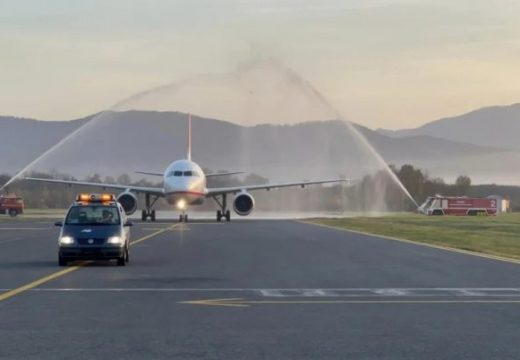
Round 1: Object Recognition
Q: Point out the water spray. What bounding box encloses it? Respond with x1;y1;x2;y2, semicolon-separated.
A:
2;59;420;212
0;111;112;192
270;64;420;208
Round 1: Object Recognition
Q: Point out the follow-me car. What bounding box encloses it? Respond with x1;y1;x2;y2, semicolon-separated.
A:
54;193;133;266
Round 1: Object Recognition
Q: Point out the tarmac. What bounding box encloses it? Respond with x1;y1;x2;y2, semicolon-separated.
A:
1;217;520;359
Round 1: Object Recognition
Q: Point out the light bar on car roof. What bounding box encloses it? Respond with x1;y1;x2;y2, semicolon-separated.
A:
76;193;115;202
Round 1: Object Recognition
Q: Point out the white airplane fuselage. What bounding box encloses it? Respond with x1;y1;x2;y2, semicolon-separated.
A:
163;159;208;209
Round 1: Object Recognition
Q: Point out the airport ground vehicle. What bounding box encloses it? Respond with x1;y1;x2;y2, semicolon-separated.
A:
0;194;24;217
55;194;133;266
418;195;498;216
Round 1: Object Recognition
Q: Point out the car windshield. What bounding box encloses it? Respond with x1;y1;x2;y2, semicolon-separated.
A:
65;206;120;225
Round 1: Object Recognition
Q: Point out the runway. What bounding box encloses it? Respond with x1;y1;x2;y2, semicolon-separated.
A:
1;218;520;359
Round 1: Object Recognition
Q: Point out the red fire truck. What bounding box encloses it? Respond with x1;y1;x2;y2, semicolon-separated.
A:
0;194;24;217
419;195;497;216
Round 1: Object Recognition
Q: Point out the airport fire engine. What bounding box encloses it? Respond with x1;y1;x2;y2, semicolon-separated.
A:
0;194;24;217
419;195;497;216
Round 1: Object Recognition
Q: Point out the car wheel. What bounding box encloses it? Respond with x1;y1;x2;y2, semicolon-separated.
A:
58;256;67;267
9;209;17;217
117;252;126;266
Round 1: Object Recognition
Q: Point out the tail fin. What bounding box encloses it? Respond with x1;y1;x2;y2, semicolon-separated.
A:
187;113;192;161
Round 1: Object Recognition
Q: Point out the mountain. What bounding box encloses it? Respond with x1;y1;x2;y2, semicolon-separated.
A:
0;116;89;173
0;111;518;184
378;103;520;150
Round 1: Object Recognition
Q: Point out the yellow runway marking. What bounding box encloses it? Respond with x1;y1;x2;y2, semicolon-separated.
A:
130;225;178;246
181;297;520;307
0;263;88;302
0;224;178;303
299;220;520;266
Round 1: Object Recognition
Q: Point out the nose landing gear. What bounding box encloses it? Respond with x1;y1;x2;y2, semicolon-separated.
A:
142;209;156;222
179;213;188;222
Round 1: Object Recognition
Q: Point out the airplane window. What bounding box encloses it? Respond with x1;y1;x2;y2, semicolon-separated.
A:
184;171;193;176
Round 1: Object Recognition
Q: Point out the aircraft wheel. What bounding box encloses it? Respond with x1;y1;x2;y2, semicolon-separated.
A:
184;214;188;222
151;210;156;222
141;210;147;221
216;210;222;222
225;210;231;222
179;214;184;222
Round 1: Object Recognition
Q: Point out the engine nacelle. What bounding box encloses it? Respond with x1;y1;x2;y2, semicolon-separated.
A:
117;191;138;215
233;192;255;216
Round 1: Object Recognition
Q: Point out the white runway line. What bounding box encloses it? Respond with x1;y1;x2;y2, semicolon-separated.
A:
0;228;50;230
1;288;520;297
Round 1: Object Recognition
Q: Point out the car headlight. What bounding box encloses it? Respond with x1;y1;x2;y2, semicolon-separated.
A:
107;236;123;245
59;236;74;245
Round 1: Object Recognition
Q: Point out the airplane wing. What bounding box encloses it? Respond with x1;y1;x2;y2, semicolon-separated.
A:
206;178;348;196
24;177;164;196
205;171;244;178
135;171;163;177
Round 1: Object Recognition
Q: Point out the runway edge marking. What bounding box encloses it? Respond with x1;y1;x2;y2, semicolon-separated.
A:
0;224;178;303
297;220;520;266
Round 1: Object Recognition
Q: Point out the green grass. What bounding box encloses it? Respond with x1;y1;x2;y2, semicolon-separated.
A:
308;213;520;260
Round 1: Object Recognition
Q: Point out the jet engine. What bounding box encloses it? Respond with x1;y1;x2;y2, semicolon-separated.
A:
233;192;255;216
117;191;138;215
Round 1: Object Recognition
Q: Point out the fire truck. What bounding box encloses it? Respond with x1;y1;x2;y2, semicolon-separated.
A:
418;195;497;216
0;194;24;217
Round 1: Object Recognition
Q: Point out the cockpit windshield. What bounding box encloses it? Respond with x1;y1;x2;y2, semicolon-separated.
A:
167;170;200;177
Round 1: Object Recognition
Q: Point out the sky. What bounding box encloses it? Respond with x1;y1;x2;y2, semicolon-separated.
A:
1;0;519;129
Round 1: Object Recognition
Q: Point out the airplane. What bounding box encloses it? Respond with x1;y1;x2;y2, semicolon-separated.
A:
25;114;347;222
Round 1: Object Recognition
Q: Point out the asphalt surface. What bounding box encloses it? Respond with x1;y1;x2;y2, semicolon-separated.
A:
1;217;520;359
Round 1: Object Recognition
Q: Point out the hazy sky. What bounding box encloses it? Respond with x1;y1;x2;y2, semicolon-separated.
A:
1;0;519;129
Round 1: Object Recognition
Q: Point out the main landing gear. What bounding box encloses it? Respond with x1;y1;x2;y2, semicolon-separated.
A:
213;194;231;222
141;193;159;222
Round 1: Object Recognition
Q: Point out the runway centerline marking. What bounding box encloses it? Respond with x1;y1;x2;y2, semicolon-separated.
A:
0;224;178;303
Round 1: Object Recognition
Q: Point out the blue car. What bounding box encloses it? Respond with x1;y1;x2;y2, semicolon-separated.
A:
55;194;133;266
